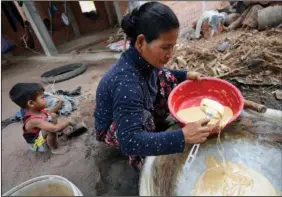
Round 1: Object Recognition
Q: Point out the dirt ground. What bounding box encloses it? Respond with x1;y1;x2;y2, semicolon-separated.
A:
1;58;139;195
2;23;281;196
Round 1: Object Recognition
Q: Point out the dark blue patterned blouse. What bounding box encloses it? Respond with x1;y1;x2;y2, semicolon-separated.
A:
95;47;187;156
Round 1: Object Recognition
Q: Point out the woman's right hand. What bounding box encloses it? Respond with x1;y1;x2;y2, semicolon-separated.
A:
182;119;220;144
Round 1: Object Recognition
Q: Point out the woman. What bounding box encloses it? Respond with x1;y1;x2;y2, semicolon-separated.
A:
95;2;219;170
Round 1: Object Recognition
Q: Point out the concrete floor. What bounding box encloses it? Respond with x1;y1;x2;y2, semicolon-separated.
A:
57;28;118;54
1;57;139;195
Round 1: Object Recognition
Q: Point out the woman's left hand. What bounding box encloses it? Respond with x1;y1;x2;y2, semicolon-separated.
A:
187;71;201;81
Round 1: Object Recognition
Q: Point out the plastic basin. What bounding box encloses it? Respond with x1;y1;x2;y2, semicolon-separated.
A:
3;175;83;196
168;77;244;127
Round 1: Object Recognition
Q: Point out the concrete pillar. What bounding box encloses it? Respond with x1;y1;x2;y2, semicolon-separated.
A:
113;1;122;25
22;1;58;56
66;2;81;38
14;1;27;21
202;1;206;13
104;1;114;26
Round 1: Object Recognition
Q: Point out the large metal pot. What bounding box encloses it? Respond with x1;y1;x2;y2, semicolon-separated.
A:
140;109;282;196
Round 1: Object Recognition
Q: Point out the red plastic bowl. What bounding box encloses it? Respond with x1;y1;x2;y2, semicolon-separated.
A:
168;77;244;127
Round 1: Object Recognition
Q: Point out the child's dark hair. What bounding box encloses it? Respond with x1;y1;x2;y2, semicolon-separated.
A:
121;2;179;46
9;83;45;109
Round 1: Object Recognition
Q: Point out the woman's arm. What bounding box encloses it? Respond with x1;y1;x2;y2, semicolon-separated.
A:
167;69;201;82
113;81;185;156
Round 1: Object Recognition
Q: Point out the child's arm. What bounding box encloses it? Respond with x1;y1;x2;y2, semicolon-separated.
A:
26;118;69;133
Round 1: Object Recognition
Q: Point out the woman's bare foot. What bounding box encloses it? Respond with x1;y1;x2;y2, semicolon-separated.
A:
51;145;69;155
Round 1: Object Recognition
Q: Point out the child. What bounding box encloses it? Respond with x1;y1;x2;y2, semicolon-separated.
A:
9;83;70;154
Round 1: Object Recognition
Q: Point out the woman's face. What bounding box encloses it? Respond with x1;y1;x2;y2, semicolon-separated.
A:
135;28;179;69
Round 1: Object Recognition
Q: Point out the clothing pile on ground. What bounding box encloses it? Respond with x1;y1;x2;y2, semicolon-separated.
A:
107;40;130;52
2;86;82;129
107;28;125;44
106;28;130;52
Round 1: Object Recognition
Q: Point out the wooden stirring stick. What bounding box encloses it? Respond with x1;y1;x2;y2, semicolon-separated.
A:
244;99;267;113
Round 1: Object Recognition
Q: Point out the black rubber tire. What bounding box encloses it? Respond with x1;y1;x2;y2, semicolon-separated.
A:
41;63;87;83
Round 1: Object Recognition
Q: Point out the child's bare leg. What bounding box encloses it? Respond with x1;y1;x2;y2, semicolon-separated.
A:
46;132;58;150
41;130;48;139
49;113;65;136
43;131;69;154
50;113;58;124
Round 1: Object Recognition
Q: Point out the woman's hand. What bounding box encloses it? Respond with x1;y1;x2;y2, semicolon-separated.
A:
182;119;220;144
186;71;201;81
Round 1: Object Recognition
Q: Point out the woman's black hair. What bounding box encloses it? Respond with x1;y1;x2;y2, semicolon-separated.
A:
121;2;179;46
9;83;45;109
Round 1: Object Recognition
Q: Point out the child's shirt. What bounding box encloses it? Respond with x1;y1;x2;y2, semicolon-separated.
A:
22;109;52;150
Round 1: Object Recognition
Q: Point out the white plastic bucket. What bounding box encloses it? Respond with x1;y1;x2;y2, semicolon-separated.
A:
3;175;83;196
